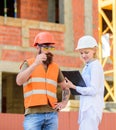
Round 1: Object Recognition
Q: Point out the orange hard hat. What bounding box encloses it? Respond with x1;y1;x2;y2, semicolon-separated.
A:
33;32;56;46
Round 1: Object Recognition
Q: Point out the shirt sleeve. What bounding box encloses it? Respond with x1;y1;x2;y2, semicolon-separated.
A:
20;61;29;72
57;69;65;83
76;63;104;96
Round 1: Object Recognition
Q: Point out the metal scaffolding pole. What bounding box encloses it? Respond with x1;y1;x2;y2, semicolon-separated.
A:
14;0;17;18
98;0;116;102
113;0;116;101
4;0;7;23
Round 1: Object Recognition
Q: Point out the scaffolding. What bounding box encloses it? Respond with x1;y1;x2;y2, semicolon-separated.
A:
98;0;116;102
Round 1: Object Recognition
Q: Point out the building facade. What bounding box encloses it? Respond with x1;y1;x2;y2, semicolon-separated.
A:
0;0;98;113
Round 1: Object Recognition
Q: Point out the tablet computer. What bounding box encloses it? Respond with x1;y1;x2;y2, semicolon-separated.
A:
62;70;86;95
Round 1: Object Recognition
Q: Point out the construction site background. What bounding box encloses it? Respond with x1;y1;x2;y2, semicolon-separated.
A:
0;0;116;130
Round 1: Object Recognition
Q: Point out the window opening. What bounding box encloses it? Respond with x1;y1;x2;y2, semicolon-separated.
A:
0;0;18;18
55;0;59;23
2;72;24;114
48;0;64;23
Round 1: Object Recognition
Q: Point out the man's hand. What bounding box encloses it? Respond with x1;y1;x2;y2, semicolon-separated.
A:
54;87;70;111
34;53;47;66
54;100;68;111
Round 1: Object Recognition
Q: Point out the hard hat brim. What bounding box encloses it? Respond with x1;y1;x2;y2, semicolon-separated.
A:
33;42;55;47
75;45;98;50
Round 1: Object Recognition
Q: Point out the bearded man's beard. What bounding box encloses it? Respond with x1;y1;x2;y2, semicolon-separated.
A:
43;52;53;66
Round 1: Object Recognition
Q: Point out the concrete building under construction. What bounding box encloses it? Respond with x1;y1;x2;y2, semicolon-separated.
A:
0;0;116;129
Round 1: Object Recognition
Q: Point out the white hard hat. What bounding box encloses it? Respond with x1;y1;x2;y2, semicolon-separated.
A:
75;35;98;50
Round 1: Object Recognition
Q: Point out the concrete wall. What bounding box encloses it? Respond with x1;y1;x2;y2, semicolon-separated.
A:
0;112;116;130
19;0;48;21
0;16;83;71
71;0;99;48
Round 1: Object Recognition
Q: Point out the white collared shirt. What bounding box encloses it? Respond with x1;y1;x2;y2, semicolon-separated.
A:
76;59;104;121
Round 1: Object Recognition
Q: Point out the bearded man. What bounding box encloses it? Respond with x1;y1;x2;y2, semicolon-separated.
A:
16;32;70;130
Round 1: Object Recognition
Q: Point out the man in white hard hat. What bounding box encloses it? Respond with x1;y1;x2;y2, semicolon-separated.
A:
66;35;104;130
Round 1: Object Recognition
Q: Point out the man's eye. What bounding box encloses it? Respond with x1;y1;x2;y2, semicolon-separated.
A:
44;47;49;49
80;52;84;55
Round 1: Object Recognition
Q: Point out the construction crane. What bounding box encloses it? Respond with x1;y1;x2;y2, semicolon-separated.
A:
98;0;116;102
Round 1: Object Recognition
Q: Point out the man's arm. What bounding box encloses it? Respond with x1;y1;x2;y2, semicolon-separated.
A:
54;80;70;110
62;87;70;103
16;61;39;86
16;53;47;86
60;81;70;106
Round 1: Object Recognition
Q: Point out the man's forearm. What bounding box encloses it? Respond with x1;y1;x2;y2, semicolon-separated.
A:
16;63;37;85
62;88;70;103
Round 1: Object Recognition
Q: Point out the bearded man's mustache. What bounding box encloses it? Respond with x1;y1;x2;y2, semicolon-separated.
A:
43;52;53;66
